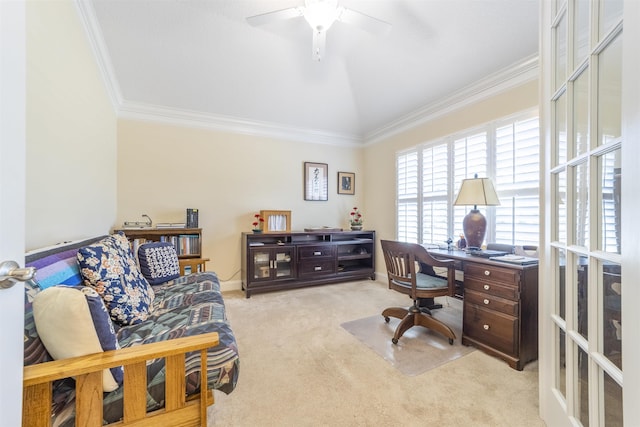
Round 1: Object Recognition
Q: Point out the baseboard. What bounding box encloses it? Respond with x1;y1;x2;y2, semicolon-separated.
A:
220;279;243;293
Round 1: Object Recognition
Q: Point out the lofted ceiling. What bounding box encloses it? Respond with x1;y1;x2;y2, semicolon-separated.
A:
82;0;539;144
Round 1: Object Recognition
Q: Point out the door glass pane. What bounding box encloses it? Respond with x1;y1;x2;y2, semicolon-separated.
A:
253;251;271;280
557;326;567;398
573;69;589;157
275;250;292;277
574;0;589;66
597;34;622;146
599;0;623;41
603;369;623;426
599;148;621;254
555;12;567;90
557;247;567;320
555;93;567;166
555;170;567;243
575;162;589;248
577;346;590;426
602;262;622;369
576;255;588;338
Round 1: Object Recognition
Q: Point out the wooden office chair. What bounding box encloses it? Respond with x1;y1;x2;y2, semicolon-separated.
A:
380;240;457;345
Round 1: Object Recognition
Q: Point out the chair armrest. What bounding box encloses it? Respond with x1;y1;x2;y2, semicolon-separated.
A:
413;245;456;270
23;332;219;427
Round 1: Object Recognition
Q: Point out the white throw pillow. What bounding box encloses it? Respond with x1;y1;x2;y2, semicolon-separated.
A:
32;286;120;392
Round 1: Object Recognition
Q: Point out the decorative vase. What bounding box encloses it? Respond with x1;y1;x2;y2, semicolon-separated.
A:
350;225;363;231
252;229;262;234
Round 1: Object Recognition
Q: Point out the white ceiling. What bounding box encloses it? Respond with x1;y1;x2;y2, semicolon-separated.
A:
83;0;539;144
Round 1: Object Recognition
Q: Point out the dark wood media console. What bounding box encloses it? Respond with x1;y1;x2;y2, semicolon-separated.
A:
241;230;375;298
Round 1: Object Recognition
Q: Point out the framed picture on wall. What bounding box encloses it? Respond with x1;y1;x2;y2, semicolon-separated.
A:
337;171;355;195
304;162;328;201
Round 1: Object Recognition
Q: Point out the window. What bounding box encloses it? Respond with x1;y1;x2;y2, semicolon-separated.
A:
396;112;540;246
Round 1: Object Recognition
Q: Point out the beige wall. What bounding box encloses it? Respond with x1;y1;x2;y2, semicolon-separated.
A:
363;80;539;274
26;0;117;250
117;119;364;284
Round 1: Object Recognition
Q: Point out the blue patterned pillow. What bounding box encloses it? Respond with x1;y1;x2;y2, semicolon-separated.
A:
77;233;155;326
138;242;180;285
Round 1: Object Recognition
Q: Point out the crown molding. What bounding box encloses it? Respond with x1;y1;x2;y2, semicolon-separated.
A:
74;0;123;111
364;55;539;146
118;102;364;147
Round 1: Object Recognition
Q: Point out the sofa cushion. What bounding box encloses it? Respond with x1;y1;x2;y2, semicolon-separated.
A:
32;285;123;392
137;242;180;285
77;233;154;326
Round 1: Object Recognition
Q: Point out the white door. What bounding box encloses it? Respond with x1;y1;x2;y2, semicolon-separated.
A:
540;0;640;425
0;1;26;425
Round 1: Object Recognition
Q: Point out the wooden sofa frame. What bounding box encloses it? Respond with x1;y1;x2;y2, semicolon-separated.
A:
23;332;219;427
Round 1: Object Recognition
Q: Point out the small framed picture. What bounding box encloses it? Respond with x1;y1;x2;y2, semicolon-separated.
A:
338;172;355;195
304;162;328;201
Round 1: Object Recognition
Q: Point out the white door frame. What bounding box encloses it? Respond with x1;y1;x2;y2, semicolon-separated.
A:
0;0;27;425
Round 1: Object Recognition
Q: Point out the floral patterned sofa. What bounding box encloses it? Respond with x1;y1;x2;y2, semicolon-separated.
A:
23;234;239;427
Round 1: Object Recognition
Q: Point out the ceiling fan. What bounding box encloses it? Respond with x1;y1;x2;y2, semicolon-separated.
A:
246;0;392;62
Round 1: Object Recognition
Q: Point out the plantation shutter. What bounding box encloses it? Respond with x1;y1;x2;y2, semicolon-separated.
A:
422;143;449;244
494;116;540;246
397;150;419;243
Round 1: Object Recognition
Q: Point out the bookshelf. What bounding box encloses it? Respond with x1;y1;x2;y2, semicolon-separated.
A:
114;227;203;260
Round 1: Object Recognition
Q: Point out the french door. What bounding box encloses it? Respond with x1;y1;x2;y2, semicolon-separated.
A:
540;0;640;425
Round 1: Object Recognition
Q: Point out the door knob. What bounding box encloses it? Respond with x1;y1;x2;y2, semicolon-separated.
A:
0;260;35;289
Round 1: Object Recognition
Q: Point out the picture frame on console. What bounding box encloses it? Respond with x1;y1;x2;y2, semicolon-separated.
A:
304;162;328;201
337;171;355;195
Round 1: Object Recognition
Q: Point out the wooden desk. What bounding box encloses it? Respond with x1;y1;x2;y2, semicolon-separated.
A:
427;248;539;371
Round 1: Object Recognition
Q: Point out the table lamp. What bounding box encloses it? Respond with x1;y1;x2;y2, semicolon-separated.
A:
453;175;500;249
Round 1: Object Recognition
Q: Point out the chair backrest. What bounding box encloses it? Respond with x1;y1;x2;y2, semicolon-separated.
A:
380;240;455;299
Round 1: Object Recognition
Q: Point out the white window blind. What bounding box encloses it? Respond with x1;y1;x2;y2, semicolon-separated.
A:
494;117;540;246
395;112;540;247
422;144;449;244
397;150;419;243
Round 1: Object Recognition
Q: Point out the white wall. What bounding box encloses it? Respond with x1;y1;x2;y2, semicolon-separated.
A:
26;0;117;250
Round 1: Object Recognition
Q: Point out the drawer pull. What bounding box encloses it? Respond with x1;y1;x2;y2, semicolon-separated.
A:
483;324;490;330
314;266;322;271
313;251;322;256
484;270;491;276
483;299;490;305
483;284;490;290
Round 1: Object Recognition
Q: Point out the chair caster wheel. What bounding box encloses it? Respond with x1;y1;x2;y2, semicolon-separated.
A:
392;338;399;345
449;338;454;345
384;316;390;323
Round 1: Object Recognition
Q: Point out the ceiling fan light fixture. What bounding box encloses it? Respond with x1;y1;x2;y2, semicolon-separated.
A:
303;0;339;32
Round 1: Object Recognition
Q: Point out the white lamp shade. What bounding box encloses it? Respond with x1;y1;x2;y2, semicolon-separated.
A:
453;177;500;207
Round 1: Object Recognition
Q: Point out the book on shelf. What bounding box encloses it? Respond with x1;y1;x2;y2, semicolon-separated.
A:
156;223;187;229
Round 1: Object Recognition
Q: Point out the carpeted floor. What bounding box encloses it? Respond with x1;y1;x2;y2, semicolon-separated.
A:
208;280;544;426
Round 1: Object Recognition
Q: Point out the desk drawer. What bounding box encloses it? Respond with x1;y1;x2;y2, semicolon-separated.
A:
298;245;335;259
464;263;520;286
464;304;518;356
298;260;336;276
464;277;519;300
465;289;519;317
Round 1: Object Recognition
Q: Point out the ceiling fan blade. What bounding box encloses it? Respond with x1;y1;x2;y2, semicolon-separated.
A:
312;29;326;62
337;7;392;36
246;7;304;26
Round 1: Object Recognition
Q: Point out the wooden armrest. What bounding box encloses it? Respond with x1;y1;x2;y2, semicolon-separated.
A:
179;258;210;275
23;332;219;427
